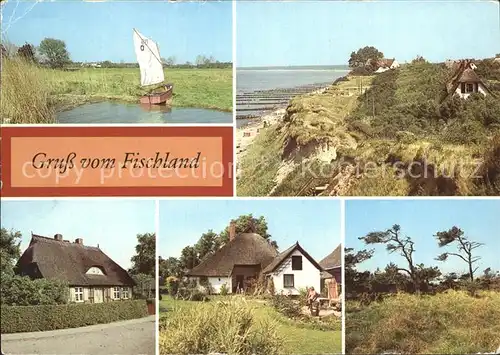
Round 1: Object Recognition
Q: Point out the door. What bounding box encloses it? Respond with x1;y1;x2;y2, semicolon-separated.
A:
235;275;244;293
94;288;104;303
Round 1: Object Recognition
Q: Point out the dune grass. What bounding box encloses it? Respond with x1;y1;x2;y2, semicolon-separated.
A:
160;296;342;355
1;58;232;123
237;76;368;196
346;290;500;354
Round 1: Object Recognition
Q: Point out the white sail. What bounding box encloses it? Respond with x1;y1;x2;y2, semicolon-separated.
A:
133;29;164;87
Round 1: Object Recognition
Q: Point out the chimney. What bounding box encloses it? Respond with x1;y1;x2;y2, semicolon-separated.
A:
54;234;63;241
248;219;256;233
229;220;236;242
75;238;83;245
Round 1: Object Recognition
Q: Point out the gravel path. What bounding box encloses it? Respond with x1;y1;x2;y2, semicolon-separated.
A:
1;316;155;355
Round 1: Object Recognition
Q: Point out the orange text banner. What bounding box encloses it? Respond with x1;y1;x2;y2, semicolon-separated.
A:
1;126;233;197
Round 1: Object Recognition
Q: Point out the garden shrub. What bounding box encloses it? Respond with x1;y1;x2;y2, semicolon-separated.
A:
165;276;179;296
175;280;209;302
0;299;148;333
0;275;69;306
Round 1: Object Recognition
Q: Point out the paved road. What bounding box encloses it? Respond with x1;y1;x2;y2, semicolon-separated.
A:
1;316;155;355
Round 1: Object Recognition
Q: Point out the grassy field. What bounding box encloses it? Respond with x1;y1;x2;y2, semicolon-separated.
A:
346;290;500;354
159;296;342;355
1;59;232;123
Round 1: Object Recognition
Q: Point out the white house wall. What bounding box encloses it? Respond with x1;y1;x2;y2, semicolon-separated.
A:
189;276;232;294
208;277;231;294
454;82;488;99
270;249;321;296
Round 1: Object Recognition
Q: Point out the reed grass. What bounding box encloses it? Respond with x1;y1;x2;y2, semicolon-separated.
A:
1;58;56;123
160;296;341;354
159;298;284;355
1;58;232;123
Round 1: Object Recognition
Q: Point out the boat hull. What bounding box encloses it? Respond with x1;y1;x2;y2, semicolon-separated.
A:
140;84;173;105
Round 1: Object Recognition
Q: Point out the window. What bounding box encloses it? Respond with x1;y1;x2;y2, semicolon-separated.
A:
75;287;83;302
86;266;105;275
292;256;303;270
113;287;120;299
466;83;474;93
121;287;129;299
283;274;294;288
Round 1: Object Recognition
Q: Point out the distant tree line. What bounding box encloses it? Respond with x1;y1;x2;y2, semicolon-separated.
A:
2;38;71;69
2;40;230;69
346;224;499;303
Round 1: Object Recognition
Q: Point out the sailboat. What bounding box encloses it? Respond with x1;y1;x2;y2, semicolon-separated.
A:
133;28;173;105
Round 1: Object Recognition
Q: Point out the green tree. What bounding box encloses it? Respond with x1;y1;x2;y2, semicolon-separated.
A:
39;38;70;68
344;247;374;298
435;226;483;282
348;46;384;68
0;228;22;277
159;256;182;279
17;43;36;62
179;245;199;271
131;273;155;299
129;233;156;277
195;230;220;261
359;224;421;293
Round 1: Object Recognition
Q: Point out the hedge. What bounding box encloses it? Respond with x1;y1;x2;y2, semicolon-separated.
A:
1;299;148;333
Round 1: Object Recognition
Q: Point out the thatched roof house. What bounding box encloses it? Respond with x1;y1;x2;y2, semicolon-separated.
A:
319;244;342;284
445;59;492;99
16;234;135;303
187;227;278;293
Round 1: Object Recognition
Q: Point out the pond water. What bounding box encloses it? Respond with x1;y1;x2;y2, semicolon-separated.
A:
57;102;233;124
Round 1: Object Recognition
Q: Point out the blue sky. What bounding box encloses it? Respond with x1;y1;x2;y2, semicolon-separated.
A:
158;199;341;262
0;199;155;269
1;1;232;63
237;1;500;67
346;199;500;276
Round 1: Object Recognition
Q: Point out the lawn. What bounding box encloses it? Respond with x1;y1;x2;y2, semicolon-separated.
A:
1;58;232;123
159;295;342;355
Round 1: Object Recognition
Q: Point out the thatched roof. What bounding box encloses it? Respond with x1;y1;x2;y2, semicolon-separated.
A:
187;233;278;277
16;234;135;286
262;242;323;274
319;244;342;271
